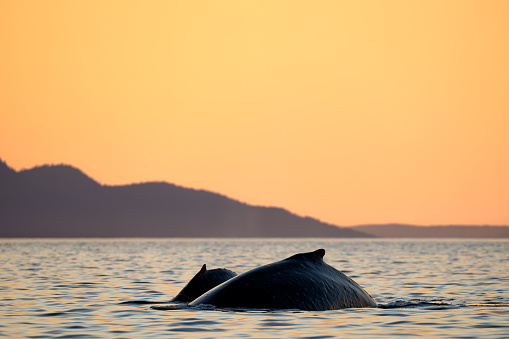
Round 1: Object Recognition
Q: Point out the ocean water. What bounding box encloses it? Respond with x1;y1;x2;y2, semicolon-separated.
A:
1;238;508;338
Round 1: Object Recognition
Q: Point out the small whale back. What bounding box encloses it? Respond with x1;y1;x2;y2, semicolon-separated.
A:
190;249;377;310
172;264;237;303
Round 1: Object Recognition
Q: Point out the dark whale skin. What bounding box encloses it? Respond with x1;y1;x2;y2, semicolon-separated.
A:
172;264;237;303
189;249;377;311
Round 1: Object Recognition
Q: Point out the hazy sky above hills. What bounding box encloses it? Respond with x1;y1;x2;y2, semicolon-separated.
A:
1;1;508;226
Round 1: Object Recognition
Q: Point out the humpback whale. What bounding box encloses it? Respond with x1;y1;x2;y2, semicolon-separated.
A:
172;264;236;303
189;249;377;310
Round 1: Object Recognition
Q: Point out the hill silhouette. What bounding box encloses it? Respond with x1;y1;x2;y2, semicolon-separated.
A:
0;158;370;237
353;224;509;238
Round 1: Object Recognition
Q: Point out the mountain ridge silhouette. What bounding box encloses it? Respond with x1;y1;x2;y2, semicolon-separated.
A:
352;223;509;238
0;158;370;237
2;159;507;238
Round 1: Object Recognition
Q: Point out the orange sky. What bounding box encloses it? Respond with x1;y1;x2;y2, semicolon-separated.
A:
1;1;508;226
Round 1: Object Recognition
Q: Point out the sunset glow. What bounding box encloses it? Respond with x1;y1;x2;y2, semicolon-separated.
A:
1;0;508;226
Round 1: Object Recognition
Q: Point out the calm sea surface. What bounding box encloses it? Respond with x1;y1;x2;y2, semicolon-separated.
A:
1;238;508;338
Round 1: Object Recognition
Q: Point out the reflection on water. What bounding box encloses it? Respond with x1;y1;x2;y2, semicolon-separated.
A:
0;238;508;338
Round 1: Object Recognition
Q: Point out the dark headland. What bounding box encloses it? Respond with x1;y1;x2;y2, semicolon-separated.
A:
0;158;368;237
1;158;507;238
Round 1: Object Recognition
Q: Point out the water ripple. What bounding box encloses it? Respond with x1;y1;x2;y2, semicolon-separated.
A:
1;238;508;339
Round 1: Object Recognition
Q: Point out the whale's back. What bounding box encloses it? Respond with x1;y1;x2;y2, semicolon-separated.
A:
190;249;376;310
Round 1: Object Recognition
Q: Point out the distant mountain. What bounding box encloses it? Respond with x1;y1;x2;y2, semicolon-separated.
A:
353;224;509;238
0;158;370;238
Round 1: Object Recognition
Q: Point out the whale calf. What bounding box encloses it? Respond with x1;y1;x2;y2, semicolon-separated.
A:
172;264;237;303
189;249;376;310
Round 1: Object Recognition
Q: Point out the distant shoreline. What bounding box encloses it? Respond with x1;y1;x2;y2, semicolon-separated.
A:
1;158;507;238
1;227;509;240
351;224;509;238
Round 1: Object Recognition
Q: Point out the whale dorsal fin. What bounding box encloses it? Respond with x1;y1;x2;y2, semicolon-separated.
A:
285;249;325;261
198;264;207;274
312;249;325;259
